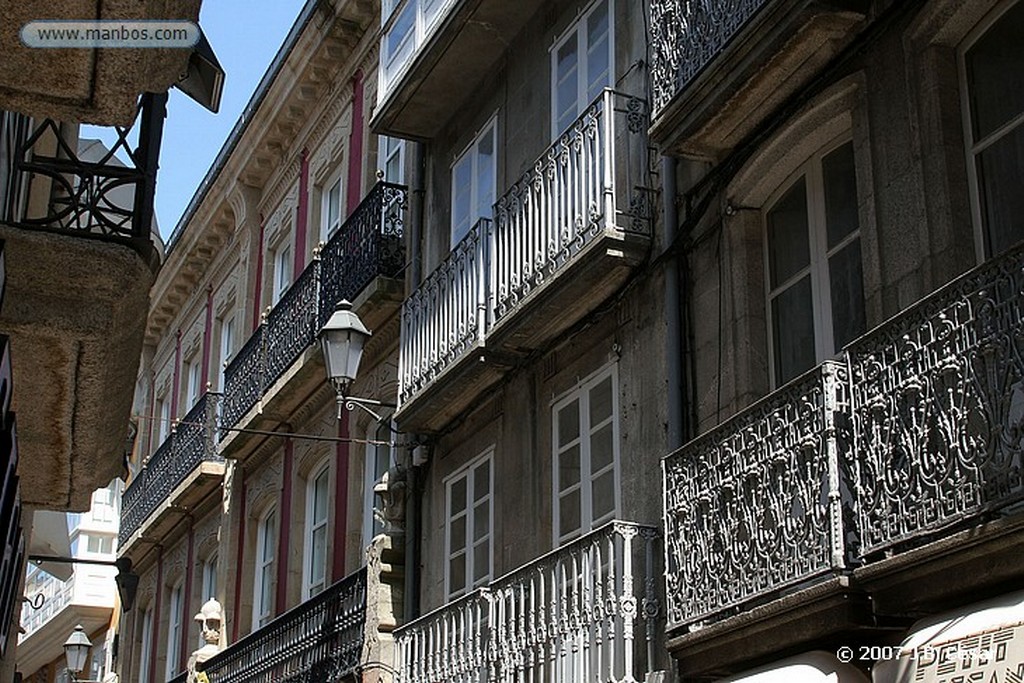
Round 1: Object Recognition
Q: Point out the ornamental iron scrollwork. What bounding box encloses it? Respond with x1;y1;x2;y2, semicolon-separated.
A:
849;244;1024;557
662;362;853;629
119;393;222;546
647;0;770;115
2;95;164;246
197;568;367;683
395;521;659;683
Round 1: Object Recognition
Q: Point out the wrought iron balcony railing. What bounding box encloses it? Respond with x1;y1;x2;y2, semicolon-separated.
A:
492;89;649;322
197;568;367;683
662;244;1024;629
220;181;407;431
119;393;221;546
397;90;649;408
398;218;490;405
663;362;853;628
1;96;164;249
396;521;660;683
648;0;769;116
848;244;1024;556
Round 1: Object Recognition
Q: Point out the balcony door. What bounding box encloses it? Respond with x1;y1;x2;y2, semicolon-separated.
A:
551;0;613;139
961;0;1024;259
765;138;865;386
450;117;496;247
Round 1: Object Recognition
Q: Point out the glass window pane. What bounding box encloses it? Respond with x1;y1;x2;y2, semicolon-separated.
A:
473;500;489;542
822;141;859;248
452;156;472;244
767;178;810;288
314;472;329;520
965;2;1024;141
771;275;815;385
311;527;326;584
586;1;610;101
450;477;467;515
977;124;1024;256
386;4;414;64
829;239;866;351
590;423;614;473
450;515;466;552
558;444;581;490
473;461;489;501
591;469;615;522
556;40;578;135
476;128;495;221
449;555;466;594
557;400;580;445
473;541;489;584
559;489;581;538
589;375;613;424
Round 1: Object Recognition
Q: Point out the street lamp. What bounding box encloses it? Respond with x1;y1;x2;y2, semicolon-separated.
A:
63;625;91;680
318;300;395;421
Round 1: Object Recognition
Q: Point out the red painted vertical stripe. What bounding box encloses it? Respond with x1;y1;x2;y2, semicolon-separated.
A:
145;371;156;455
179;523;195;672
332;412;350;582
200;286;214;392
276;439;294;614
149;547;164;683
232;478;247;643
170;330;182;420
252;215;266;332
294;149;310;273
346;71;365;215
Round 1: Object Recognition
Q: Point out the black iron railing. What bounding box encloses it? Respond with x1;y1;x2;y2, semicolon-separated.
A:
318;181;406;329
198;568;367;683
119;393;222;545
0;95;165;248
647;0;770;115
663;243;1024;628
219;181;407;432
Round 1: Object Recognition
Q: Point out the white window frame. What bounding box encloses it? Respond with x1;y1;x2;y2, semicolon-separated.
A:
762;135;862;388
380;0;451;95
185;356;202;411
550;0;614;139
272;242;293;304
958;0;1024;261
138;607;154;683
450;115;498;248
444;450;493;600
363;422;395;549
379;136;406;185
552;364;621;544
217;313;235;391
320;173;344;243
302;463;331;600
155;396;171;447
253;507;277;630
165;582;184;679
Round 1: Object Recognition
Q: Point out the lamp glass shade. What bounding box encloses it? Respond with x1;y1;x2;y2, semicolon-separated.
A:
64;624;92;673
318;301;371;390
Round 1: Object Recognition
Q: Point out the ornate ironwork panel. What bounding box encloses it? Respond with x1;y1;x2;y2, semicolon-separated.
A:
222;326;266;431
849;245;1024;556
492;89;649;323
264;261;321;389
647;0;770;115
662;362;854;629
119;393;222;546
2;95;163;244
198;569;367;683
318;181;407;329
397;219;490;406
395;521;659;683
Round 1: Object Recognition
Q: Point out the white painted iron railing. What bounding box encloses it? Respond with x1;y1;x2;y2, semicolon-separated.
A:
398;218;490;405
492;89;649;323
396;521;660;683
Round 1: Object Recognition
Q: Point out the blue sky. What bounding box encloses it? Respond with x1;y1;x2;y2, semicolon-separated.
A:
85;0;307;239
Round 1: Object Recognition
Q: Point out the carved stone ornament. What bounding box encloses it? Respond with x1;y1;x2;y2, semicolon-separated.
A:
187;598;225;683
